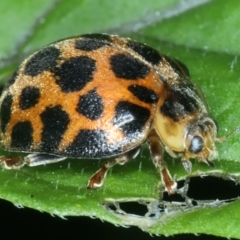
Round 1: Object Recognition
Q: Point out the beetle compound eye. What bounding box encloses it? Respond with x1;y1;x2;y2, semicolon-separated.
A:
189;136;204;154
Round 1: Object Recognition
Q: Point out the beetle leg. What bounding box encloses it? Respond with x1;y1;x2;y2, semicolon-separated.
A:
0;153;66;169
0;156;25;169
25;153;67;166
148;130;177;194
87;147;140;189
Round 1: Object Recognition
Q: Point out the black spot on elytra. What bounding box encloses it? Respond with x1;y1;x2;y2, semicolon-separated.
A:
54;56;96;92
40;106;70;152
11;121;33;149
110;54;150;80
25;46;60;76
128;85;158;103
77;89;103;120
0;94;13;133
160;84;199;121
19;87;40;110
65;129;114;158
164;56;190;77
112;101;150;138
75;38;110;51
127;41;162;65
81;33;112;42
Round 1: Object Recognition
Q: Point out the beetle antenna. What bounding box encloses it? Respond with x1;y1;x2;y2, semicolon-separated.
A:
216;127;240;142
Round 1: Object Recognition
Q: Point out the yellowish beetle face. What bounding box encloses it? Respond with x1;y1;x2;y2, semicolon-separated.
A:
154;113;217;163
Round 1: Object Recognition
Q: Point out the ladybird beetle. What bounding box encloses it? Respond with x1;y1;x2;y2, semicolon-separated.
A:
0;33;218;194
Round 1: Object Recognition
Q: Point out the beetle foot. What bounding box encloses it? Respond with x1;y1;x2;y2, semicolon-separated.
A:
0;156;24;169
204;159;215;167
161;168;177;194
164;180;177;195
87;166;108;189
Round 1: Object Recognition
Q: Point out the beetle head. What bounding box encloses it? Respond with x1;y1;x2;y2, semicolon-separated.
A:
183;117;218;163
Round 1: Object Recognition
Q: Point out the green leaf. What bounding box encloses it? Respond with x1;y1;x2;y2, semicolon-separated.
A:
0;0;240;238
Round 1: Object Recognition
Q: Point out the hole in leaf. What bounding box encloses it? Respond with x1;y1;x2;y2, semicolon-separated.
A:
162;180;185;202
162;191;185;202
104;175;240;219
119;201;148;216
108;203;118;212
187;176;240;200
176;179;185;189
192;200;198;206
